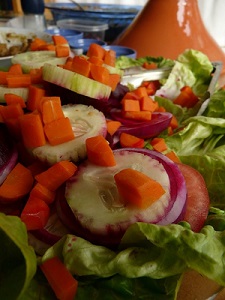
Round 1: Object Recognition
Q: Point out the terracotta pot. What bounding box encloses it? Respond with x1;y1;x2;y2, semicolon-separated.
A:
114;0;225;81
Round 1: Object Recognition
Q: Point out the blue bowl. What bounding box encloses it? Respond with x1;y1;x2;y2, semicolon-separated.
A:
45;28;83;40
103;45;137;58
69;38;106;55
44;3;142;42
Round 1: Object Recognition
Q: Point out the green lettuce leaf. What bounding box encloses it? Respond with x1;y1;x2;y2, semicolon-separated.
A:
39;222;225;299
164;116;225;207
0;213;37;299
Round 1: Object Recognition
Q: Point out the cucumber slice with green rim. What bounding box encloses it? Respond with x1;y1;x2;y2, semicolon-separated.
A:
11;51;68;73
0;86;28;103
42;63;112;100
32;104;107;165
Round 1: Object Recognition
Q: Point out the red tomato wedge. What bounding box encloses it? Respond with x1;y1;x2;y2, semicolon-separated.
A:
176;163;210;232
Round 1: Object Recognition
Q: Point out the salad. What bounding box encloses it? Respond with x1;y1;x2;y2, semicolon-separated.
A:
1;47;225;300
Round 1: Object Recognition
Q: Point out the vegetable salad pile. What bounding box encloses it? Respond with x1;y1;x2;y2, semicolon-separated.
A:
1;40;225;300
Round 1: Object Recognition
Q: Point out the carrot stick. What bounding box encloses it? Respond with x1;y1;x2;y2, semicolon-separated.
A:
30;37;47;51
0;71;8;85
35;160;77;191
19;112;46;148
30;182;56;204
106;120;121;135
71;56;91;77
26;85;46;111
20;195;50;230
170;115;178;129
0;103;24;122
119;132;144;148
139;96;159;112
107;73;121;91
86;43;106;60
52;35;69;45
165;151;181;163
122;99;140;112
55;45;70;57
114;168;165;209
150;137;167;152
6;74;31;88
86;135;116;166
4;93;26;108
87;56;104;66
122;110;152;121
90;64;110;85
133;86;149;98
41;97;64;124
104;49;116;67
40;256;78;300
29;68;43;85
44;117;75;146
8;63;23;74
0;163;34;203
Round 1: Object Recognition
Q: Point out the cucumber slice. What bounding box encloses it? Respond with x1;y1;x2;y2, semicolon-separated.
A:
11;51;67;73
0;86;28;103
32;104;107;165
65;150;170;240
42;63;112;100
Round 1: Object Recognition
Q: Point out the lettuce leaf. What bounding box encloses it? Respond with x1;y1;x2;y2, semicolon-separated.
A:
0;213;37;299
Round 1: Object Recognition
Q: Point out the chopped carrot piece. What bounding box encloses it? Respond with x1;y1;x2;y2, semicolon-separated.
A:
0;71;8;85
170;115;178;129
90;64;110;85
165;151;181;163
20;196;50;230
104;49;116;67
26;85;46;111
52;35;69;45
108;73;121;91
119;132;144;148
6;74;31;88
87;56;104;65
71;56;91;77
106;120;121;135
30;37;47;51
35;160;77;191
122;110;152;121
139;96;159;112
0;103;24;121
173;86;199;108
150;137;167;152
19;112;46;148
41;97;64;124
156;106;166;112
122;91;139;101
55;44;70;57
0;163;34;203
122;99;140;112
4;93;26;108
44;117;74;146
8;63;23;74
29;68;43;85
86;135;116;166
114;168;165;209
142;62;157;70
86;43;106;60
30;182;56;204
133;86;149;98
40;256;78;300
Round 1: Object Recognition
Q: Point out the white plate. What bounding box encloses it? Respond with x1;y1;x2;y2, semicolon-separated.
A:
0;27;51;68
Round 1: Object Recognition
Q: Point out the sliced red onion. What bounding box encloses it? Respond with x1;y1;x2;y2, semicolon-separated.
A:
0;124;18;185
113;148;187;225
110;110;173;139
31;202;70;246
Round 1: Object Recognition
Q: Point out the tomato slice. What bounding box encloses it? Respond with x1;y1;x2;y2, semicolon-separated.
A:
176;163;210;232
